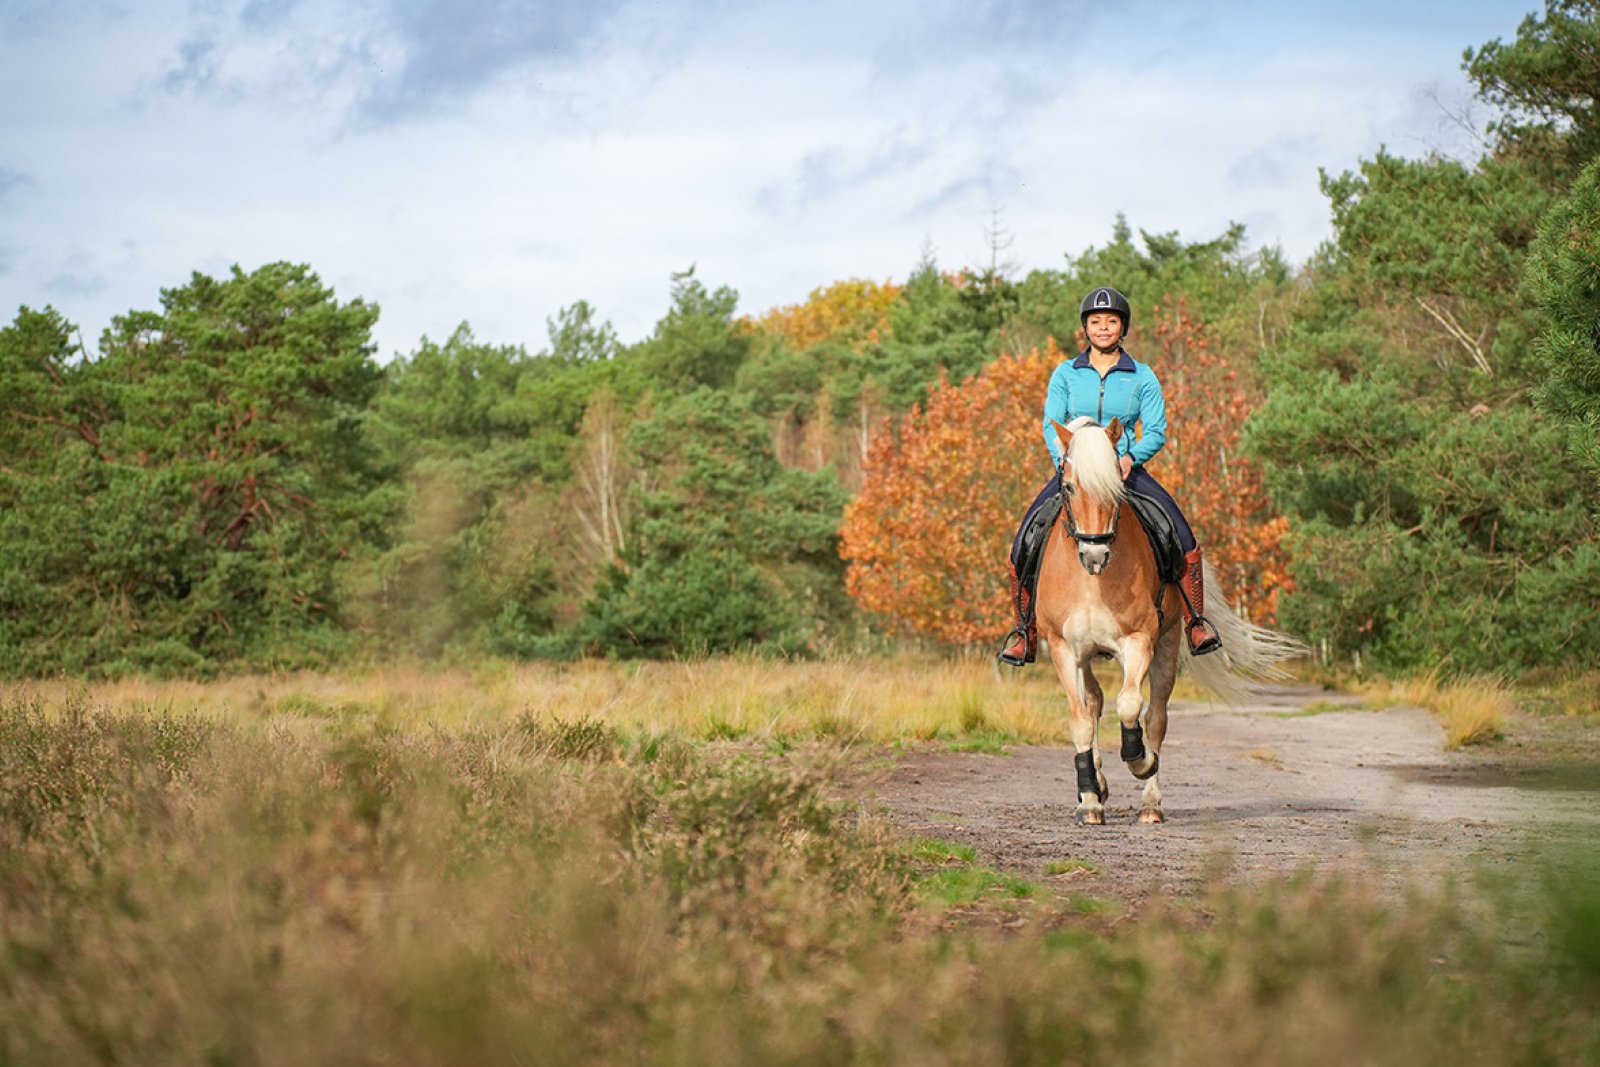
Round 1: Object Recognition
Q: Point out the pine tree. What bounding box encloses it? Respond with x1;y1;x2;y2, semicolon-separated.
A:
1528;155;1600;487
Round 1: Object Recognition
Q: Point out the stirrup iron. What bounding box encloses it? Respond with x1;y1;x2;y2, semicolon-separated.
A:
996;627;1034;667
1187;616;1222;656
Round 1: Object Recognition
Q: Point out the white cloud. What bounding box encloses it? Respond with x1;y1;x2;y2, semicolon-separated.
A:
0;0;1537;359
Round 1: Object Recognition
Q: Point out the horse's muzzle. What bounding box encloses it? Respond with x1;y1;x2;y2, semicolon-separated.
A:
1078;544;1112;575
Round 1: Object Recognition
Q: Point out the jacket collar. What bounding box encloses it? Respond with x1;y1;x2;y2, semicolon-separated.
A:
1072;348;1135;373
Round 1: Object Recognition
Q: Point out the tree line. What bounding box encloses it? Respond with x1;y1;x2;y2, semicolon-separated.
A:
3;1;1597;677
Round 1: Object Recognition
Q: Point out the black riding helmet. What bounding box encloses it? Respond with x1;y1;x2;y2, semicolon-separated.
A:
1079;287;1131;335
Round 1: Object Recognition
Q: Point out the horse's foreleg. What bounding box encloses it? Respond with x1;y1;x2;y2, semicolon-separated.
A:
1136;626;1181;824
1049;644;1107;824
1078;662;1109;805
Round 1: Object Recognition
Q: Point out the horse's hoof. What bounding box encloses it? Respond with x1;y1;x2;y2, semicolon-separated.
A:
1129;753;1160;781
1077;808;1106;826
1137;809;1164;824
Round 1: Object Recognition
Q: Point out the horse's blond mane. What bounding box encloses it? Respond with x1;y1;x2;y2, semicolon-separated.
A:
1066;422;1125;506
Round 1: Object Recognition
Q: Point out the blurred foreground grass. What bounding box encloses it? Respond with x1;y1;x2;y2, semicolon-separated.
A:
1;690;1597;1066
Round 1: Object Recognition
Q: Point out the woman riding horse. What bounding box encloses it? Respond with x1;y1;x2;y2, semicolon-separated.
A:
998;286;1221;666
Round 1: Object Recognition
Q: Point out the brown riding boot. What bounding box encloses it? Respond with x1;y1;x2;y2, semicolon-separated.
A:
997;566;1036;667
1180;546;1222;656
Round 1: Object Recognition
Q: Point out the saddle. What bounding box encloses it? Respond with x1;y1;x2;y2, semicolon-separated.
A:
1123;489;1187;586
1015;487;1185;617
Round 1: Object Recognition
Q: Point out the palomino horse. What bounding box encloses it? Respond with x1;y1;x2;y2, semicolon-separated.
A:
1036;416;1305;824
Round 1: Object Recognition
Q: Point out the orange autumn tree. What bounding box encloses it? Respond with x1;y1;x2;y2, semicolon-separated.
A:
840;312;1293;645
840;344;1058;644
1147;300;1292;623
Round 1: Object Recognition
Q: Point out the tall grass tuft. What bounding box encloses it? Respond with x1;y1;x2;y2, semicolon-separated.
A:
1362;667;1512;748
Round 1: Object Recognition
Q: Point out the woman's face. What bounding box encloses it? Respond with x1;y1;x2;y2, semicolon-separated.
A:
1085;312;1125;351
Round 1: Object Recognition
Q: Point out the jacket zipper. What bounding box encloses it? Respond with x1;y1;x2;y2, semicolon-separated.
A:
1097;367;1127;459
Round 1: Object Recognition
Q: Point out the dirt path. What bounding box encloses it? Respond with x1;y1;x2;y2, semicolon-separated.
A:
863;685;1600;903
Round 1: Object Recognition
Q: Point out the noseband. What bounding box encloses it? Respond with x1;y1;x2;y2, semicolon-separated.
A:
1061;480;1120;547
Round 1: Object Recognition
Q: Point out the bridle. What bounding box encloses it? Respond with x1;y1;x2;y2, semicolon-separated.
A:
1060;471;1121;548
1052;415;1127;577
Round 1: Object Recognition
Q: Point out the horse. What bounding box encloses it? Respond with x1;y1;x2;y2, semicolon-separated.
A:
1036;416;1306;824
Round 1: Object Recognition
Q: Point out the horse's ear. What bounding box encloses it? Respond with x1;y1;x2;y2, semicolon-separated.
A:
1106;417;1122;443
1050;418;1072;444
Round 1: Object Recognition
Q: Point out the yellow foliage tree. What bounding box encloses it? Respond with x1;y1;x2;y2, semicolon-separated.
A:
750;278;901;353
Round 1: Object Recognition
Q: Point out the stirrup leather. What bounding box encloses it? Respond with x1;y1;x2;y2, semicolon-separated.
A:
999;557;1037;667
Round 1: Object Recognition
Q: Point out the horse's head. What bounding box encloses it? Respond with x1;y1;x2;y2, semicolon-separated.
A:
1052;416;1126;576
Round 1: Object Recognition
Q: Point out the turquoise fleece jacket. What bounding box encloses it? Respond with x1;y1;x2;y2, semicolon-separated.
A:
1041;348;1167;468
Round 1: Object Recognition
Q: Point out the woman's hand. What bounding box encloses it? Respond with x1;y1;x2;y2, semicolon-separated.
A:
1119;455;1133;480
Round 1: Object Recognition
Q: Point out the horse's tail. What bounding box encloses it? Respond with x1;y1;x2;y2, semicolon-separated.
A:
1182;560;1309;707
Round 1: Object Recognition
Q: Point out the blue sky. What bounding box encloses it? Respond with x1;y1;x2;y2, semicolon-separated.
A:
0;0;1537;359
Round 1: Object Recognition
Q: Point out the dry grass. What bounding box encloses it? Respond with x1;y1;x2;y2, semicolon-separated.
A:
0;657;1085;745
1244;746;1286;769
0;697;1595;1066
0;655;1240;749
1516;669;1600;719
1359;667;1512;749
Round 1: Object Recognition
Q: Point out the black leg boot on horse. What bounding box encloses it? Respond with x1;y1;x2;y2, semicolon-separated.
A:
997;561;1037;667
1180;546;1222;656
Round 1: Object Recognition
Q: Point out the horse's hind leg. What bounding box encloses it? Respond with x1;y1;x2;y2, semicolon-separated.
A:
1136;627;1181;824
1115;639;1156;781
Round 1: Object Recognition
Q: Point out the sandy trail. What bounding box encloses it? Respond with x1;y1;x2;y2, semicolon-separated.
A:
864;685;1600;903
